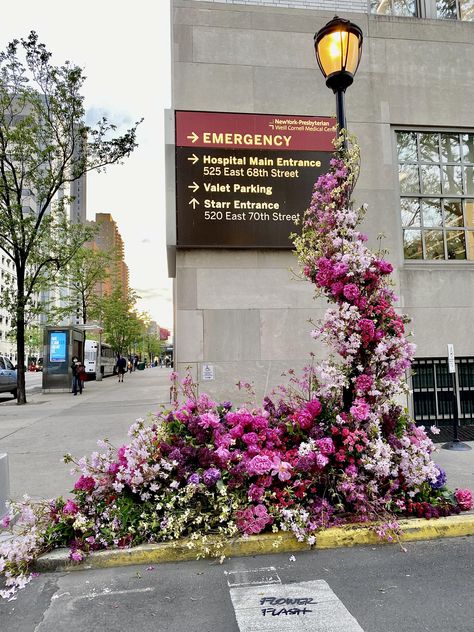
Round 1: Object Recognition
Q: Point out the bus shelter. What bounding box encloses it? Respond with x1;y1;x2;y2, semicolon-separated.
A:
42;326;84;393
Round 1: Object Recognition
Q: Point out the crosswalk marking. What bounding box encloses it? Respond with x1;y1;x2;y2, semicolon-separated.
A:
225;566;282;588
230;579;365;631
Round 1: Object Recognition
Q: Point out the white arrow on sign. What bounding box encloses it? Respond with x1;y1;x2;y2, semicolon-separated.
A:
189;198;199;209
188;181;199;193
187;154;199;164
187;132;199;143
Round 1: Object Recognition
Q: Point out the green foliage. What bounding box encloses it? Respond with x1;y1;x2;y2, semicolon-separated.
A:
94;287;143;355
0;31;142;402
49;245;112;325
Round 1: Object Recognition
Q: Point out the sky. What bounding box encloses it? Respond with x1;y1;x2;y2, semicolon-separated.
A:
0;1;173;330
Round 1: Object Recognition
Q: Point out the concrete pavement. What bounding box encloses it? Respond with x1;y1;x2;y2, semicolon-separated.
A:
0;367;173;500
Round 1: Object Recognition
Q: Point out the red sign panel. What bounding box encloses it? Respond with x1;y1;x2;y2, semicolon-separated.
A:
176;111;335;151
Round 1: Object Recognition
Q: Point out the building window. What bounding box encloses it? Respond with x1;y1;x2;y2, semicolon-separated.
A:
436;0;474;20
397;131;474;261
411;357;474;426
370;0;418;16
371;0;474;20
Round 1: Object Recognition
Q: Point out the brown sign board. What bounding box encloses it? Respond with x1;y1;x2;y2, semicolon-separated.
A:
175;111;336;248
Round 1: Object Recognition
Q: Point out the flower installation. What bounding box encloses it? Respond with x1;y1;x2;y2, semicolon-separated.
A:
1;138;472;600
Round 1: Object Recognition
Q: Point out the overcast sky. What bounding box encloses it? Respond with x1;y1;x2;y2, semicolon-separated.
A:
0;1;173;329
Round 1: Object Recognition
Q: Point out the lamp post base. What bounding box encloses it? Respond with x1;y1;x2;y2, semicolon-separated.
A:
441;440;472;451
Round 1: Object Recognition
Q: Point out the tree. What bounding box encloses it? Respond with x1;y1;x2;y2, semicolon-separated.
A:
49;246;112;326
0;32;141;404
97;287;143;356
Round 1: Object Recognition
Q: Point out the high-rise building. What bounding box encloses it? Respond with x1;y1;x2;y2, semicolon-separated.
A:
0;254;16;361
89;213;130;298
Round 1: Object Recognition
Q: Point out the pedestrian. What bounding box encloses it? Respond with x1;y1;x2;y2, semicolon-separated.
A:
127;357;133;373
71;356;80;395
116;355;127;382
134;355;139;371
77;363;86;394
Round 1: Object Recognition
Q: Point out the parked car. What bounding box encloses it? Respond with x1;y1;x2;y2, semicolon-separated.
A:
0;355;17;399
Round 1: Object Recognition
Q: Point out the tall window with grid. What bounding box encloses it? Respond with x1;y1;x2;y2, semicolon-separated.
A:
397;131;474;261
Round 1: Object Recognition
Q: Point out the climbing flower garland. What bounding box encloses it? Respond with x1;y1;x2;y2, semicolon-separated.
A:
1;138;472;600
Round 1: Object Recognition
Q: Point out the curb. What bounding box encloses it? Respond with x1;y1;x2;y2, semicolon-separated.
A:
35;514;474;573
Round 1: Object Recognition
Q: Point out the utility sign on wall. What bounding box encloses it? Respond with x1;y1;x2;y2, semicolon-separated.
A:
175;111;336;248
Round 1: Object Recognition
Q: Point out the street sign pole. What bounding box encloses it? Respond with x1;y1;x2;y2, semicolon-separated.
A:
442;344;471;451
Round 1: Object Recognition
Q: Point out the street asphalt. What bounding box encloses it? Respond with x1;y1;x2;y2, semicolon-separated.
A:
1;537;473;632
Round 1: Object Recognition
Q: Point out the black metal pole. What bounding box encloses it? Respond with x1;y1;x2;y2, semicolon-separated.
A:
335;88;347;149
442;366;471;450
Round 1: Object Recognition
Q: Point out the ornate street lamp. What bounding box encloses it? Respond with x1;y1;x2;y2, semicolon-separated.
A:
314;16;363;145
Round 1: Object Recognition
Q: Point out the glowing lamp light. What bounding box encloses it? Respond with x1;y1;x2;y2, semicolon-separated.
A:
314;16;363;93
314;16;363;140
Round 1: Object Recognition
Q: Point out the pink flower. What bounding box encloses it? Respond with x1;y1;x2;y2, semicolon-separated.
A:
359;319;375;343
355;374;374;393
316;437;335;456
343;283;360;302
1;515;11;529
271;456;292;482
350;398;371;422
247;455;273;476
62;500;79;516
248;484;265;502
74;475;96;492
375;259;393;275
198;412;221;429
455;488;473;511
315;453;329;468
69;549;84;562
236;504;272;535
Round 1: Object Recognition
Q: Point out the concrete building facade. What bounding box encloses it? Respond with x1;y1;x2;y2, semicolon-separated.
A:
168;0;474;430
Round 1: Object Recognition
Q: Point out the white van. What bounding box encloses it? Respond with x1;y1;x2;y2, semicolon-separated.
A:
0;356;17;399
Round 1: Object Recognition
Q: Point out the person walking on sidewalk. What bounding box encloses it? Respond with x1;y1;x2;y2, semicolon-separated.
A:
71;356;80;395
116;355;127;383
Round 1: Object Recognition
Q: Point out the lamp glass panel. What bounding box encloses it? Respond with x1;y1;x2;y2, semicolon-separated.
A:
317;29;359;77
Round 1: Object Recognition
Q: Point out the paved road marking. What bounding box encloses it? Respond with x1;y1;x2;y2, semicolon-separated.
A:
230;579;365;631
225;566;282;588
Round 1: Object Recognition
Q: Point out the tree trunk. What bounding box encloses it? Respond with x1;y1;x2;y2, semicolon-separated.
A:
16;270;27;405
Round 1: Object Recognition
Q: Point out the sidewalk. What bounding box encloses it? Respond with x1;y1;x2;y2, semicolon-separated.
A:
0;367;173;500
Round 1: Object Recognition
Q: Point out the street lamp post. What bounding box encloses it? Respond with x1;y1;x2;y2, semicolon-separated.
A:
314;16;363;148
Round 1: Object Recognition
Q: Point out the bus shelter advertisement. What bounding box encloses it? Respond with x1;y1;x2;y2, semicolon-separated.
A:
175;111;336;248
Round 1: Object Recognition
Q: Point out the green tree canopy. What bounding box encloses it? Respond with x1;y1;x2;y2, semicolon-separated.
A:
0;32;141;403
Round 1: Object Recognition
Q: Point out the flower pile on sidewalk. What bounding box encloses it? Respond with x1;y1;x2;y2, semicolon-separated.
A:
1;138;472;600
